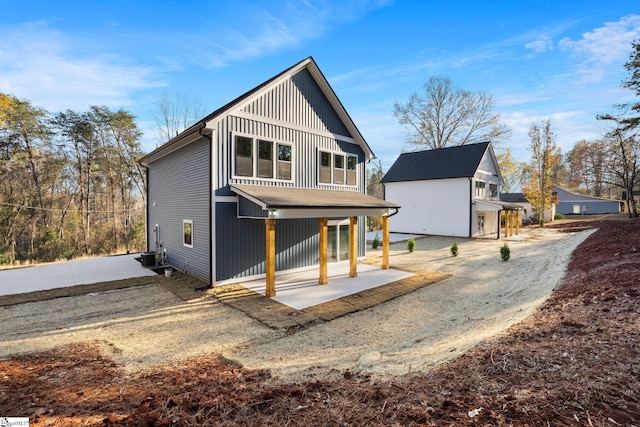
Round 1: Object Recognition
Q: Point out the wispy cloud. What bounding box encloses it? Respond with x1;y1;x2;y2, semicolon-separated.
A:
190;0;393;69
0;21;162;111
525;35;554;54
558;14;640;83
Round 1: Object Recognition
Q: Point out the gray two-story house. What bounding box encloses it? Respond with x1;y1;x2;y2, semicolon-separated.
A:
139;57;398;296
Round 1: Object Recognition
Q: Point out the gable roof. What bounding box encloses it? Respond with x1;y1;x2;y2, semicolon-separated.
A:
380;142;493;184
553;185;620;202
140;56;374;166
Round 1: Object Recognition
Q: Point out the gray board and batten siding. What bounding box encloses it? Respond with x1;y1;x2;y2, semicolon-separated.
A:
147;136;210;282
143;57;372;285
212;68;367;281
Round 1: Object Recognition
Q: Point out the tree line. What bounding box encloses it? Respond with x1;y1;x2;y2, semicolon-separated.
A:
0;95;147;265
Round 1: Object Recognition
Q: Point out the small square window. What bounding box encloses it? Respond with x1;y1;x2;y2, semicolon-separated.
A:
183;220;193;248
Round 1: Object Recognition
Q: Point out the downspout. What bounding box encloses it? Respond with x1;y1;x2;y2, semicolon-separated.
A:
144;165;149;251
468;177;473;238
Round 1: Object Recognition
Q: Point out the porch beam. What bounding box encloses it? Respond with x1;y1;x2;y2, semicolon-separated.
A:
349;216;358;278
319;217;328;285
265;218;276;297
382;215;390;269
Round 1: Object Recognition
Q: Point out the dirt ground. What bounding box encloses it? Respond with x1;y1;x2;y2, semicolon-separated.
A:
1;216;639;425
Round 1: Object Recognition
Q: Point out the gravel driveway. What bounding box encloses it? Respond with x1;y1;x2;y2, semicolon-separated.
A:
0;227;594;382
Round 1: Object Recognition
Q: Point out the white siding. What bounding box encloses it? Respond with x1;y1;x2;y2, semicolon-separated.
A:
385;178;471;237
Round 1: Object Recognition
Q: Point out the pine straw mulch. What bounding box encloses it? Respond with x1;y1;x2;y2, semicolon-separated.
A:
1;217;639;426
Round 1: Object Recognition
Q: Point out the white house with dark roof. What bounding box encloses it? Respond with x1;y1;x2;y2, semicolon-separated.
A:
381;142;520;238
139;57;399;297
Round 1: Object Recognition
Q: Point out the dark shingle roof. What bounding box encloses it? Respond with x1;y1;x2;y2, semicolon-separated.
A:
500;193;528;203
380;142;490;184
231;184;399;209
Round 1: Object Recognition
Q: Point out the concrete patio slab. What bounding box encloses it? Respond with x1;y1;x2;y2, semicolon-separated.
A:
0;254;158;297
240;262;414;310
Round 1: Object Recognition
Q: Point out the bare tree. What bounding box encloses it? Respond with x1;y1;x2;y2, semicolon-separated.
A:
394;76;510;150
151;92;206;143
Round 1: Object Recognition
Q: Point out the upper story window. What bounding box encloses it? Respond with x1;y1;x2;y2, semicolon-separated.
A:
334;154;345;185
347;156;357;186
318;150;357;186
233;135;293;181
475;180;486;198
319;151;332;184
235;136;253;177
257;140;273;178
489;183;498;199
277;144;292;180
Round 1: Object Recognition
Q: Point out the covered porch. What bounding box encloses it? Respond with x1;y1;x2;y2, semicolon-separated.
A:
475;200;523;239
230;184;400;298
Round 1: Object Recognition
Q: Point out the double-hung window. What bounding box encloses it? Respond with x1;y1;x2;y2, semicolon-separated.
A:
234;135;292;181
319;151;332;184
277;144;292;180
334;154;345;185
318;150;357;186
346;156;357;186
475;180;486;198
235;136;253;177
257;140;273;178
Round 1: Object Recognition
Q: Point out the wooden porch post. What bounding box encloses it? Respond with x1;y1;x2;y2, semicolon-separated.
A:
349;216;358;278
319;217;328;285
507;210;513;237
515;210;520;235
382;215;390;270
265;218;276;297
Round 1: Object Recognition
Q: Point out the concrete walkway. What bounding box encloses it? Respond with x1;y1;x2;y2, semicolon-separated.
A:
0;254;158;296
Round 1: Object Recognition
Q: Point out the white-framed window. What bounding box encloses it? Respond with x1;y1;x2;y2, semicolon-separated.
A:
475;180;486;198
235;136;253;177
347;155;357;186
183;219;193;248
318;150;357;186
277;143;292;180
233;134;293;182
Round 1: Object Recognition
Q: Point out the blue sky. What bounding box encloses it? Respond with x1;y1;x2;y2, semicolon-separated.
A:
1;1;638;170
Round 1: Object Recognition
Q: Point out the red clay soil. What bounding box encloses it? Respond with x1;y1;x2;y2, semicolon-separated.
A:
1;217;639;426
